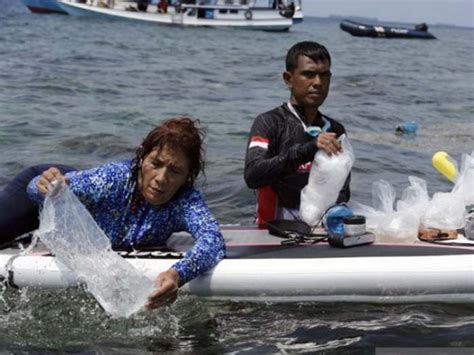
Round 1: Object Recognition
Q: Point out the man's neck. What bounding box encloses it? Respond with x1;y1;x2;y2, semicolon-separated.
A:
289;99;321;125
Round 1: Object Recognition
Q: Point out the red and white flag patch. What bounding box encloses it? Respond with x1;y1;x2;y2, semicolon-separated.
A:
249;136;269;149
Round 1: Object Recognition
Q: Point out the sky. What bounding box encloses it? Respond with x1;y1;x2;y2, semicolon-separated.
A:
303;0;474;28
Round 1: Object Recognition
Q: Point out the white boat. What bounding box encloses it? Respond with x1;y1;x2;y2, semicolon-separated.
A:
1;227;473;303
56;0;302;31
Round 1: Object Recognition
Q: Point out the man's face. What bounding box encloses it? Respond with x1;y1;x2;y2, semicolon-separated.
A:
284;55;331;109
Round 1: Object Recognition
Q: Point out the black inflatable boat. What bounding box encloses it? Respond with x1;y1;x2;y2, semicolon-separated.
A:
340;19;436;39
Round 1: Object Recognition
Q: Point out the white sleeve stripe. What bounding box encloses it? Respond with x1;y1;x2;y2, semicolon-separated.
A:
249;142;268;149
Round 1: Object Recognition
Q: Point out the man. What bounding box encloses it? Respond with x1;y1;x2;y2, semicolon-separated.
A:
244;41;350;226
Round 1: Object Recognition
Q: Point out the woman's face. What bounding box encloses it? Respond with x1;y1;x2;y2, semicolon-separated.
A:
138;145;191;205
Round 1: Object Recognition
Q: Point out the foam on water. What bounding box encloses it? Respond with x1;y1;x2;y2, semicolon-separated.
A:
34;181;155;318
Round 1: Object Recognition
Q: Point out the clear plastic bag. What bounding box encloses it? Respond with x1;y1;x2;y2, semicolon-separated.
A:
351;177;429;242
421;191;465;229
34;180;155;318
454;151;474;207
350;151;473;239
421;151;474;230
299;135;355;226
396;176;430;217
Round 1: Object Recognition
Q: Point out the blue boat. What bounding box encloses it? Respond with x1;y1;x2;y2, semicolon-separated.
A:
21;0;67;14
340;19;436;40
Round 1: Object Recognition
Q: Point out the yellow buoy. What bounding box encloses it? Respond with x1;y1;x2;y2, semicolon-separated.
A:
432;151;458;182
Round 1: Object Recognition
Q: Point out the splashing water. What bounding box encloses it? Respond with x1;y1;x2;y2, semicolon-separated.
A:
34;181;155;318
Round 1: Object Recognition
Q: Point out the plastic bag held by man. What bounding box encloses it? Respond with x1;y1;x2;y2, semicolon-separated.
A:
300;135;355;226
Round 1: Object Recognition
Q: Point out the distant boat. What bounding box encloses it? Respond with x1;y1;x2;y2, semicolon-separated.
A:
21;0;67;14
55;0;303;31
340;19;437;39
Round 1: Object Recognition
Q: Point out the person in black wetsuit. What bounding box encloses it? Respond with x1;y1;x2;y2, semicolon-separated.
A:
136;0;149;12
244;41;350;226
0;164;75;245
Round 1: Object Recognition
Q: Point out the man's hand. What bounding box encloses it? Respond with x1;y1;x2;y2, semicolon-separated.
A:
316;132;342;156
37;167;69;195
146;268;180;310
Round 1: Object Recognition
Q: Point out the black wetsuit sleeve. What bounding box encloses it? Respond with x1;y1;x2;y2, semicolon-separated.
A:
244;113;317;189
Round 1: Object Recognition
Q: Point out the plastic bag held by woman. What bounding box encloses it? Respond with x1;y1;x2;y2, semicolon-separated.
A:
300;135;354;226
36;180;154;318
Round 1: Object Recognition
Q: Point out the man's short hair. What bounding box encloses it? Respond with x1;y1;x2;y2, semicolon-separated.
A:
285;41;331;72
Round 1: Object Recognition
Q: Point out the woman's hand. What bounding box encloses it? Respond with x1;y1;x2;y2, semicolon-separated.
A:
316;132;342;156
36;167;69;195
146;268;180;310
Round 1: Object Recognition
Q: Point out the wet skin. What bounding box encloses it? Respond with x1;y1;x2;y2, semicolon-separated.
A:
138;145;190;206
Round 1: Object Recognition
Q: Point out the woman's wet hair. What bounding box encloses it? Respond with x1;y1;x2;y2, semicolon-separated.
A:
285;41;331;72
131;117;205;189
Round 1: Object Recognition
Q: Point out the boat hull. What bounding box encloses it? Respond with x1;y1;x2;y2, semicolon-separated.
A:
340;19;437;39
56;1;293;31
21;0;68;14
1;228;473;303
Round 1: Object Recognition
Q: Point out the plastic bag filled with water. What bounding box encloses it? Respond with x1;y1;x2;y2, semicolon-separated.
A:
422;151;474;230
299;135;355;226
34;180;155;318
453;151;474;207
351;177;429;242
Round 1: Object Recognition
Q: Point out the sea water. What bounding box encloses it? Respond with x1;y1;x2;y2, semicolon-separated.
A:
0;0;473;351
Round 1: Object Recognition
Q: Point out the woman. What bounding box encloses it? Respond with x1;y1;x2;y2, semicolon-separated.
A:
6;117;226;309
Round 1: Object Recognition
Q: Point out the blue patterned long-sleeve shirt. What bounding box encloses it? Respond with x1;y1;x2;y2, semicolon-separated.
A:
27;160;225;285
